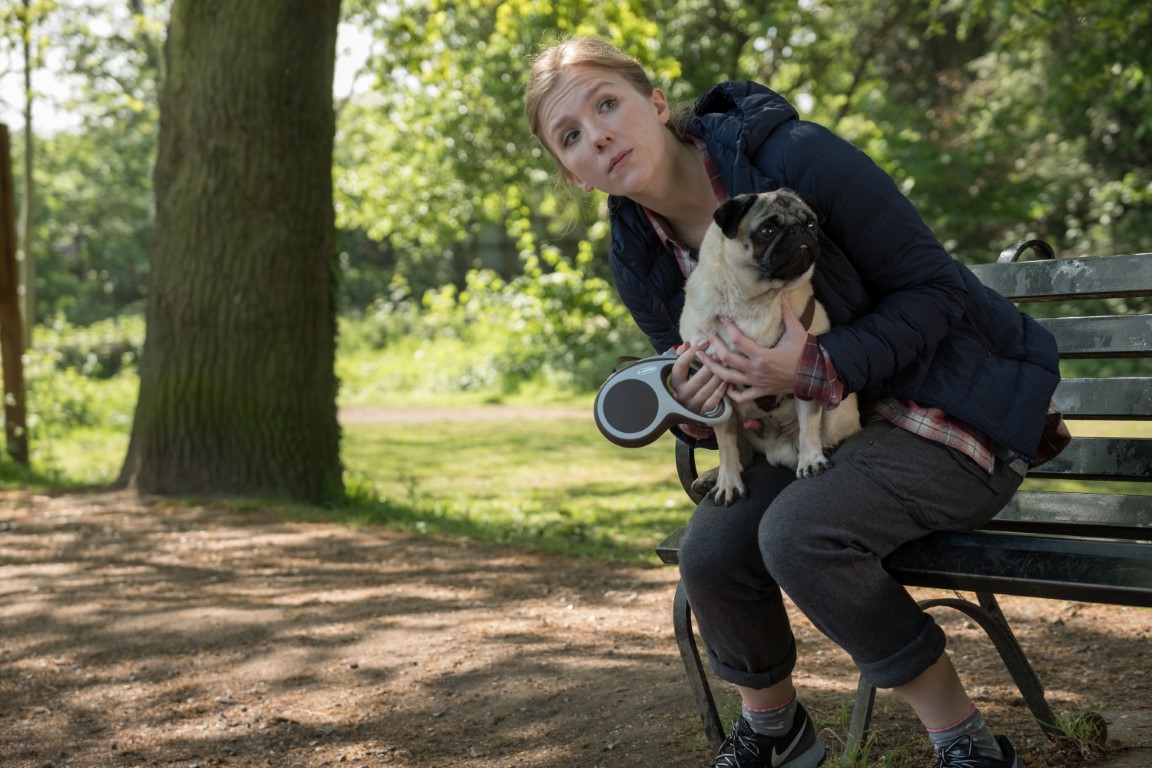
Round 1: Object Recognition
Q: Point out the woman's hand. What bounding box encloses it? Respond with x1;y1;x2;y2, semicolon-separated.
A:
668;339;769;440
670;340;728;407
695;293;807;404
667;341;727;440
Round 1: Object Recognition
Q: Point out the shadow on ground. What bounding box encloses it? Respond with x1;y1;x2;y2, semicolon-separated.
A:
1;490;1150;767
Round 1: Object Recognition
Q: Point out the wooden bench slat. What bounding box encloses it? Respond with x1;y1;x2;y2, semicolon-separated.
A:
883;530;1152;607
988;491;1152;538
1054;377;1152;419
1036;314;1152;358
969;253;1152;301
1028;436;1152;481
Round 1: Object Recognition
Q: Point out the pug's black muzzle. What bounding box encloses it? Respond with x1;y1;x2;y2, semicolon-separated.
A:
757;224;819;280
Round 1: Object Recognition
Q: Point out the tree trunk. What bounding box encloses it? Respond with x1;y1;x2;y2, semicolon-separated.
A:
118;0;344;504
19;0;35;347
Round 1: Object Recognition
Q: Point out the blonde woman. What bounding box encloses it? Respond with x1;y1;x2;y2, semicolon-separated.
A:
525;36;1067;768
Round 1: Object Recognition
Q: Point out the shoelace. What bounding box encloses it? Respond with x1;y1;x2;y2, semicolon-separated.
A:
934;735;982;768
711;722;762;768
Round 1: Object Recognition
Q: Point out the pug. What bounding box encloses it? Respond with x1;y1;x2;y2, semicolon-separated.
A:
679;189;861;504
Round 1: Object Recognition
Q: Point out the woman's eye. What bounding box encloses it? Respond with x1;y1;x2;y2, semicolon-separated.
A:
562;129;580;147
599;97;616;112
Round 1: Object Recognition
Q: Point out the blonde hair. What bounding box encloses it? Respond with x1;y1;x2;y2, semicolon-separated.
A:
525;36;657;143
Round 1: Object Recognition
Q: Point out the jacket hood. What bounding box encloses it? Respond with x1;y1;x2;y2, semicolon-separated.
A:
691;81;799;158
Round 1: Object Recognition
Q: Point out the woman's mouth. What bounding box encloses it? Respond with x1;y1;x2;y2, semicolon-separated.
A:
609;150;632;173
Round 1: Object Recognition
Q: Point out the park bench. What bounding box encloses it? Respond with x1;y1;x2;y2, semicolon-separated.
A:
655;241;1152;759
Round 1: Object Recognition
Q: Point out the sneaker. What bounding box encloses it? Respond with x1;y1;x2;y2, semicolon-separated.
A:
934;735;1023;768
711;703;826;768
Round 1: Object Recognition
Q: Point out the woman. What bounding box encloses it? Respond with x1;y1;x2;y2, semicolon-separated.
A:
525;36;1067;768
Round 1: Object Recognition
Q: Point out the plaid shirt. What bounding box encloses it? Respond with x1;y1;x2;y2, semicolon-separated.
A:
796;337;1070;474
643;140;1070;474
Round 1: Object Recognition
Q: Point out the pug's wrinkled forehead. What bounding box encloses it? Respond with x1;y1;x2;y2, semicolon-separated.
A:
715;190;816;240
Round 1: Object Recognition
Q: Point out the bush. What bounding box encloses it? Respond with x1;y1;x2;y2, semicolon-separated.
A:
337;241;651;403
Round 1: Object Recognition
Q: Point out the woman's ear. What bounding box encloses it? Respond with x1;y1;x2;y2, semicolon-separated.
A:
652;87;671;125
563;169;595;193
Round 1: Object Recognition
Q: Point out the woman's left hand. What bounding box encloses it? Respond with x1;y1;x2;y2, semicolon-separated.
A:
695;294;808;403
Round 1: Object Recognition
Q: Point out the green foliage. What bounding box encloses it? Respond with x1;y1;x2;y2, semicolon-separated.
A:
4;0;165;325
19;316;140;478
7;0;1151;329
23;124;156;323
338;237;650;404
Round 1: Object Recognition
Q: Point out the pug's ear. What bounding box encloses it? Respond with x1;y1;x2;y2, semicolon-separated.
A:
713;194;760;239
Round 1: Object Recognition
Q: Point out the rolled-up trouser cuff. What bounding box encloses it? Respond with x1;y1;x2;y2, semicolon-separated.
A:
707;636;798;690
856;615;947;689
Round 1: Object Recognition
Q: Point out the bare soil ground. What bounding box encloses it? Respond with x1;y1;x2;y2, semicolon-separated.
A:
2;485;1151;768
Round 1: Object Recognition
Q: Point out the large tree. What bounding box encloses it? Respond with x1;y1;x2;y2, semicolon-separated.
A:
117;0;344;504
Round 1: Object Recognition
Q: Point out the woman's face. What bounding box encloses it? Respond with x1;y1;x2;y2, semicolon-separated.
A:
537;65;671;198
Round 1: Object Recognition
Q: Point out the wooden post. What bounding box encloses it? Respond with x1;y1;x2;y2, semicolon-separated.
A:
0;123;29;466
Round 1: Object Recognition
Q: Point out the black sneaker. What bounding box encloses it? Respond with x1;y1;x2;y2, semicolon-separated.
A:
710;703;826;768
934;735;1023;768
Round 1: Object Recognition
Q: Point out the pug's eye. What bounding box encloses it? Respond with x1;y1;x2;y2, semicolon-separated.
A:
805;218;816;231
757;224;777;238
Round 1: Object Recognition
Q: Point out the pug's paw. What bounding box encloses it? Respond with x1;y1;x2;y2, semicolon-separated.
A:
708;470;748;505
796;453;832;479
690;467;719;498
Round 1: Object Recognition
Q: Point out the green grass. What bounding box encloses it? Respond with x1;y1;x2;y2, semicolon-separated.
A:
335;413;693;561
8;391;1152;562
2;402;697;563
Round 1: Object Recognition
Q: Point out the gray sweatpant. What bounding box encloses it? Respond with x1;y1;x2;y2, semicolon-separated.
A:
677;418;1023;690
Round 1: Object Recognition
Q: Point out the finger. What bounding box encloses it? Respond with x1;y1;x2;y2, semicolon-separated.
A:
699;379;728;416
779;293;806;337
670;343;698;387
704;329;749;371
716;317;762;356
728;385;772;404
696;350;755;388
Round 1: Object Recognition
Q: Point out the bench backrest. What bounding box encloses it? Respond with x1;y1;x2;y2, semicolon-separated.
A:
968;243;1152;542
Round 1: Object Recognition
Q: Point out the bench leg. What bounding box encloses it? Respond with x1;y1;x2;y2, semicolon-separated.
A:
845;673;877;763
972;592;1060;737
849;592;1063;749
673;579;727;753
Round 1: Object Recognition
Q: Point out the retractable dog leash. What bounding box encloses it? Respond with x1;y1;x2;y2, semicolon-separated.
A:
593;354;733;447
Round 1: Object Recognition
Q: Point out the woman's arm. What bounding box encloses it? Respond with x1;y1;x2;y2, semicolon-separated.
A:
766;121;970;394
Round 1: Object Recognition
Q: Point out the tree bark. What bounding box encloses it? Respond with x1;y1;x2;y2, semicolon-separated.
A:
118;0;344;504
20;0;35;346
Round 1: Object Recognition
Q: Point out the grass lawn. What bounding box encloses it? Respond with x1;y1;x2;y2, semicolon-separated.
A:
11;409;1149;565
335;412;694;562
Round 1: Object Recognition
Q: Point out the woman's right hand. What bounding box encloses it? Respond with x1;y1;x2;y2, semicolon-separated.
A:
669;341;728;439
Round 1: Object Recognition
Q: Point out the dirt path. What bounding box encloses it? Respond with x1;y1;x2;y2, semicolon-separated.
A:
2;489;1151;768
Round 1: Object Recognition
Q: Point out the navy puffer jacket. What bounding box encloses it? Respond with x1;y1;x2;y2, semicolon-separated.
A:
607;81;1060;461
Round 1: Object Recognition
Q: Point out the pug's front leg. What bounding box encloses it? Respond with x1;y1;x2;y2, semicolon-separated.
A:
709;418;748;504
795;399;832;478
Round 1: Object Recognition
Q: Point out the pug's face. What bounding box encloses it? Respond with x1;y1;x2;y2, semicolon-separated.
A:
710;190;820;286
